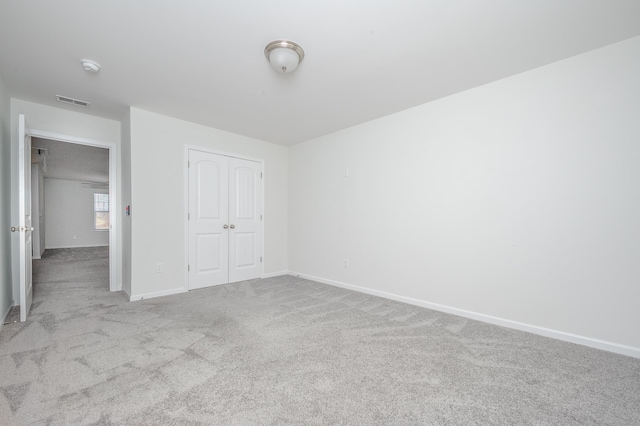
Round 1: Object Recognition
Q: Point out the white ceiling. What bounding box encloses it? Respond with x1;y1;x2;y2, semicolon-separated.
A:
32;138;109;184
1;1;639;146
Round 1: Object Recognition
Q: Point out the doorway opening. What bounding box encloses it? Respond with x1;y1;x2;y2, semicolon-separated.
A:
29;130;117;293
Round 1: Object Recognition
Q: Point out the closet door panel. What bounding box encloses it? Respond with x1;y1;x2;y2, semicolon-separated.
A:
228;157;262;283
188;150;229;289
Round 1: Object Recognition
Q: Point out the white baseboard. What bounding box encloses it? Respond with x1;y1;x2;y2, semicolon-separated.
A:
288;271;640;359
45;244;109;249
262;270;289;279
128;272;288;302
129;287;187;302
121;286;131;301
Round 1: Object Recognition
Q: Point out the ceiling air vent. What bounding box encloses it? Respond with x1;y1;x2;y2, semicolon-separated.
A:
56;94;90;108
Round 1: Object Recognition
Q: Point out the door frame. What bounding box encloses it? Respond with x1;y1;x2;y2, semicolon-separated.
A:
29;129;118;292
184;145;264;290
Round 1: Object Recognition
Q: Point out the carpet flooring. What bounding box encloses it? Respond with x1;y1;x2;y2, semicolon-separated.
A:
1;247;639;425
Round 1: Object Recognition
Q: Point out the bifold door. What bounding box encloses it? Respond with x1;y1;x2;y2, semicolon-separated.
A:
188;150;263;290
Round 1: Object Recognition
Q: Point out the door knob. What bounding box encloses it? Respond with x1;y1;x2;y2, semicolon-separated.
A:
230;224;235;229
223;224;229;229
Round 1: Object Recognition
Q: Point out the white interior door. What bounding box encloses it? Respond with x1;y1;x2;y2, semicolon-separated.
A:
188;150;229;289
18;114;33;321
229;157;263;283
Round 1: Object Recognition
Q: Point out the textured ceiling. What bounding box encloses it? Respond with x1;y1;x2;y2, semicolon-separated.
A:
2;1;640;145
31;138;109;185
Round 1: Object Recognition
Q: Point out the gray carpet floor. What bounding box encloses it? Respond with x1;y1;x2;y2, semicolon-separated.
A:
1;247;639;425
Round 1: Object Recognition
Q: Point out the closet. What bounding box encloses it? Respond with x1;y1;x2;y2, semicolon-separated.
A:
188;149;263;289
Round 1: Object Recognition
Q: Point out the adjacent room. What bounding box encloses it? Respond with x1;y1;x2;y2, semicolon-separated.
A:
30;138;112;311
0;1;639;424
32;139;110;255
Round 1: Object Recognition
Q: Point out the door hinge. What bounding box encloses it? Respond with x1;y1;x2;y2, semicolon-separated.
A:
260;172;263;179
188;265;190;272
188;212;190;220
260;214;262;221
260;256;262;263
188;161;190;168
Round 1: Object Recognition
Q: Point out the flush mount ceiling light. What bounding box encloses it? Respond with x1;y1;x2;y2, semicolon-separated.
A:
80;59;100;73
264;40;304;73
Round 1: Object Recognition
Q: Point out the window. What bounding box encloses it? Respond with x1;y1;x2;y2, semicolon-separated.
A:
94;193;109;230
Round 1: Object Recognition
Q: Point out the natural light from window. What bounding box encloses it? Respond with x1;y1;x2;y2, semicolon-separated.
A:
94;193;109;230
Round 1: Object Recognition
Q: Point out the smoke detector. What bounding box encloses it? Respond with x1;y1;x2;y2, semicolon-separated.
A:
80;59;100;73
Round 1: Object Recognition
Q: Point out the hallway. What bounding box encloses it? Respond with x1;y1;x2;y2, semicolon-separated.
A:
4;247;113;323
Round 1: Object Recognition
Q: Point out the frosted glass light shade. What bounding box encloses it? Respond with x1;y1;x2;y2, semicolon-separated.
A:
269;48;300;73
264;40;305;74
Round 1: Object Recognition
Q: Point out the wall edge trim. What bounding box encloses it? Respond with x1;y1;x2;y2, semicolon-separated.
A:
262;270;289;278
45;244;109;249
288;271;640;359
121;287;131;301
129;287;186;302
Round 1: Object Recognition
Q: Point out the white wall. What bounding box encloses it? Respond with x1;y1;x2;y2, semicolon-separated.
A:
127;108;288;298
31;164;45;258
0;73;13;320
44;179;109;249
10;99;121;298
289;36;640;354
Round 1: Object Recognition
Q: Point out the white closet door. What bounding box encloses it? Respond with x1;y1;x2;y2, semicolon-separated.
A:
228;157;263;283
188;150;229;289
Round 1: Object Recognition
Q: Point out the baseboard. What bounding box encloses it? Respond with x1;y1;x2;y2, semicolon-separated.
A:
32;255;41;260
45;244;109;249
121;286;131;301
129;287;187;302
288;271;640;359
262;270;289;279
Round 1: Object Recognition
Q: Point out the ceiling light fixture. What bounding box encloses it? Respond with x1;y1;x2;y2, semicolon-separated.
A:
264;40;304;73
80;59;100;73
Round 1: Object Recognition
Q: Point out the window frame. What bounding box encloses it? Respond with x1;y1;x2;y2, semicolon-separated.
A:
94;193;110;231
